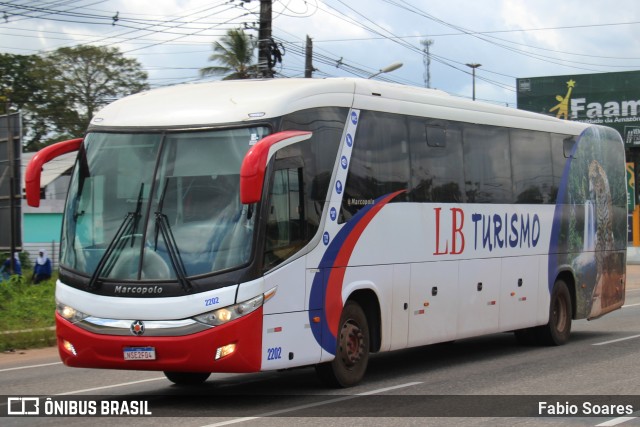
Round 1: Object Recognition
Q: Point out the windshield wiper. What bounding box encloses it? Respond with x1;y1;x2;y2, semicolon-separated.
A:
87;184;144;291
154;179;192;293
130;183;144;248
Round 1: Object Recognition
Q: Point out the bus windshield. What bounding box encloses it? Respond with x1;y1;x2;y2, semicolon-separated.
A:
60;127;269;281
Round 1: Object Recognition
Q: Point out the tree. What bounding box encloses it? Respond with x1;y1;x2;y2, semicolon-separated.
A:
0;53;46;115
38;46;149;145
1;47;149;151
0;53;64;151
200;29;257;80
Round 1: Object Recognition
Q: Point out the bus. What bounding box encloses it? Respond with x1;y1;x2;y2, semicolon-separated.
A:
25;78;627;387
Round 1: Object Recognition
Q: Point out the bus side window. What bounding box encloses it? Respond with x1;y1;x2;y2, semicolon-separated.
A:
510;129;553;204
550;133;573;202
264;164;306;271
280;107;348;242
409;120;464;203
463;125;512;203
340;111;409;222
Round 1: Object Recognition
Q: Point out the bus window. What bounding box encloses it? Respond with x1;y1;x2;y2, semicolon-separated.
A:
463;125;513;203
280;107;347;238
551;133;573;202
510;129;553;204
264;163;306;271
341;111;409;222
409;120;464;203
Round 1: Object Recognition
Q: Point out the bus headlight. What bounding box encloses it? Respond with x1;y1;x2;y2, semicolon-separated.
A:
56;301;89;323
193;292;269;327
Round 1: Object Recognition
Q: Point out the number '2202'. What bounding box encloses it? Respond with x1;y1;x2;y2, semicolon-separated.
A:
205;297;219;306
267;347;282;360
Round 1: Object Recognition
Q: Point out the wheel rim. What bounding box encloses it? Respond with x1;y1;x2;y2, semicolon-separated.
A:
339;318;365;369
553;294;567;332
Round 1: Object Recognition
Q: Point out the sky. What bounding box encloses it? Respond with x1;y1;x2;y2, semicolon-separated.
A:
1;0;640;108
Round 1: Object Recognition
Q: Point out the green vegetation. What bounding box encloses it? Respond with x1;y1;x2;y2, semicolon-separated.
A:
1;46;149;151
200;28;257;80
0;272;57;351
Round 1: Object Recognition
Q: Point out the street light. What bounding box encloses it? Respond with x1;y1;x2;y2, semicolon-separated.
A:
367;62;403;79
466;63;481;100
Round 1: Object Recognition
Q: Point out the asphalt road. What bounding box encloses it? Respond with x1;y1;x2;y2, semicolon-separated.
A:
2;266;640;427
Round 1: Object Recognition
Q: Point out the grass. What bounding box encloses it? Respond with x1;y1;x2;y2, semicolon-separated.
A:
0;271;58;351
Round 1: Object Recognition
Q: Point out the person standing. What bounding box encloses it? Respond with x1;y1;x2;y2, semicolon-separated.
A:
33;249;52;284
1;252;22;281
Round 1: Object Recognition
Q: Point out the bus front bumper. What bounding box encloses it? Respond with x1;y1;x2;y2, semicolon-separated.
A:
55;308;263;373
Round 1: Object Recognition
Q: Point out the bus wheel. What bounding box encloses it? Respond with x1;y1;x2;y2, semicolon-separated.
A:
537;279;572;346
164;371;210;385
315;301;370;388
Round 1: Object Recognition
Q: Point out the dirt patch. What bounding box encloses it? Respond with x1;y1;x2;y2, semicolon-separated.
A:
0;346;59;367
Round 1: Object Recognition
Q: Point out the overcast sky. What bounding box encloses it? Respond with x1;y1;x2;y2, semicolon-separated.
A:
2;0;640;107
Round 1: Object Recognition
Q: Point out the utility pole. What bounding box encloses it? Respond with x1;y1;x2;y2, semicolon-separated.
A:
258;0;273;78
421;39;433;88
5;98;16;274
305;35;313;78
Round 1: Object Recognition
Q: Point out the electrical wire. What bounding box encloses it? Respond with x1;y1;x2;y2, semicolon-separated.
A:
2;0;639;103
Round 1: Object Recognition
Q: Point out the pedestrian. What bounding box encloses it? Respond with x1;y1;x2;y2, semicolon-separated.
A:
33;249;52;284
1;252;22;281
0;256;6;282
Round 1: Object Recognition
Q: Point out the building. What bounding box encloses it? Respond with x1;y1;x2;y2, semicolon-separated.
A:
21;151;75;268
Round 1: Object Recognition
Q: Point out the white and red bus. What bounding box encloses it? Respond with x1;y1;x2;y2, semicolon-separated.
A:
26;78;627;387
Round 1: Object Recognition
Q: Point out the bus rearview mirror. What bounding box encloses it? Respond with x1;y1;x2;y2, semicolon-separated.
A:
25;138;83;207
240;130;312;204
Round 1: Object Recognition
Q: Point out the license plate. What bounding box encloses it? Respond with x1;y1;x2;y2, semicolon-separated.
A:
123;346;156;360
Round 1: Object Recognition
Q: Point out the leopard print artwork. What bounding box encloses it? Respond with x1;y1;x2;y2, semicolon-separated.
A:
587;160;617;317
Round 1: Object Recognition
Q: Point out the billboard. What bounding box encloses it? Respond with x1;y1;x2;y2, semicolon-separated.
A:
517;70;640;147
0;112;22;251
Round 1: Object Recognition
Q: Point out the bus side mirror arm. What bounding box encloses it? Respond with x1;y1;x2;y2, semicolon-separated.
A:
25;138;84;207
240;131;312;204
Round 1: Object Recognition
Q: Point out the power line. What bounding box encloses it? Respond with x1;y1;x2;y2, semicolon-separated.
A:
3;0;639;106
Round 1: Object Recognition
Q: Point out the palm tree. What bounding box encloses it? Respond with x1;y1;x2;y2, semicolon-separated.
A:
200;29;256;80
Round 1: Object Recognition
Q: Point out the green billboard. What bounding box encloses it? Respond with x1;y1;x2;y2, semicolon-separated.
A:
517;70;640;147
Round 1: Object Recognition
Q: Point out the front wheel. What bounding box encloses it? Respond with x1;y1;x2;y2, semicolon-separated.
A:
164;371;211;385
315;301;370;388
537;279;572;346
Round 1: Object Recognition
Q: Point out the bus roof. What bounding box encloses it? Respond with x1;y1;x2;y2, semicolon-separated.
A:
90;78;356;129
89;78;589;135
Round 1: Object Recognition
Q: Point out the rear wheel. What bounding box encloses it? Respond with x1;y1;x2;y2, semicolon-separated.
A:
315;301;370;388
164;371;211;385
537;279;572;346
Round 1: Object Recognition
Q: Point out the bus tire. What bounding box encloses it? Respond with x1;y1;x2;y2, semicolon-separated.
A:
164;371;210;385
537;279;572;346
315;301;370;388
